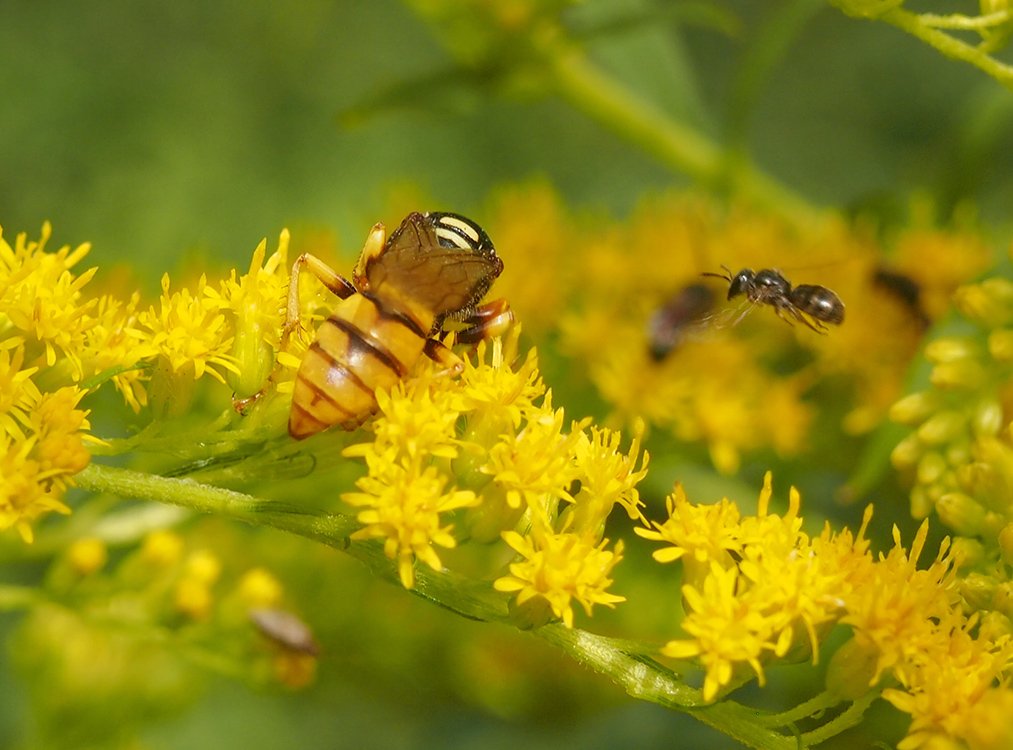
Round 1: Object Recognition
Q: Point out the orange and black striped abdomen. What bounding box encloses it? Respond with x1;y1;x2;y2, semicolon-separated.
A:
288;293;431;439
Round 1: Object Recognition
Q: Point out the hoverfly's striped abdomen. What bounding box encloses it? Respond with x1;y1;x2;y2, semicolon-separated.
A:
279;211;508;440
288;293;431;439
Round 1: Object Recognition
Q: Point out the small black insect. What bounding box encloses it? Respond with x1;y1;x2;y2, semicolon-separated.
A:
702;266;845;333
647;283;715;360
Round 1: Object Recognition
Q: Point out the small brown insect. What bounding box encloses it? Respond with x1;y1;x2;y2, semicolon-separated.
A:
282;212;512;438
250;608;319;656
702;266;845;333
646;283;715;360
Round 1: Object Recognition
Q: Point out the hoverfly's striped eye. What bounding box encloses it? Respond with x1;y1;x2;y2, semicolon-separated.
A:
427;212;495;255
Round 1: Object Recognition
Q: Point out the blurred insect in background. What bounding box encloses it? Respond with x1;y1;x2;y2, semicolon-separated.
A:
245;211;513;438
250;608;320;656
646;283;715;360
871;267;930;329
702;266;845;333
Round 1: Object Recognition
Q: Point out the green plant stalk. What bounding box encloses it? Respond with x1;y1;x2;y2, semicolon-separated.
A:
546;46;822;224
75;463;358;546
879;8;1013;90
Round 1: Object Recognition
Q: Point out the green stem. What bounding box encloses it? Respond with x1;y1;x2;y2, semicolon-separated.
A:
75;463;358;546
545;45;822;224
877;8;1013;90
537;625;804;750
75;462;511;621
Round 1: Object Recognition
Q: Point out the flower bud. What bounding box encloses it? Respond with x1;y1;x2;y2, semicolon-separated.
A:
925;337;977;364
978;611;1012;642
916;451;947;485
988;329;1013;362
891;434;924;470
972;399;1004;438
826;637;881;701
999;523;1013;566
936;492;987;536
930;360;985;389
955;278;1013;327
960;572;998;612
889;392;937;425
949;536;985;569
917;411;967;446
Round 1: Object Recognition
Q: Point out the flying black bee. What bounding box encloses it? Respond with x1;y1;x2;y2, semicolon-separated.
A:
702;266;845;333
646;283;715;360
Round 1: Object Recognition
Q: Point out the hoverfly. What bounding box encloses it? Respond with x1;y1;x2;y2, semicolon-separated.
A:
646;283;715;360
281;212;512;439
702;266;845;333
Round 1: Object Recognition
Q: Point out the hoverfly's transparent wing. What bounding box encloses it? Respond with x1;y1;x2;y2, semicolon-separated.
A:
364;212;503;319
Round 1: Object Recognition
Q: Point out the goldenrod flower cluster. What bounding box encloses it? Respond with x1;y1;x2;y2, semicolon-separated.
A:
484;185;988;471
639;474;1013;748
2;190;1011;749
343;334;647;628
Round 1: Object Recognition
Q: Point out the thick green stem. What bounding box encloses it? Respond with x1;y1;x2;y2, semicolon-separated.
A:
75;463;358;546
546;46;823;224
537;625;806;750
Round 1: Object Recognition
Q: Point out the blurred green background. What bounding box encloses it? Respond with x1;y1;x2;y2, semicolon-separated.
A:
2;0;1012;748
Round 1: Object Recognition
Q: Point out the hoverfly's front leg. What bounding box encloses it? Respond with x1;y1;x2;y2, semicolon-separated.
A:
422;299;513;377
453;298;514;345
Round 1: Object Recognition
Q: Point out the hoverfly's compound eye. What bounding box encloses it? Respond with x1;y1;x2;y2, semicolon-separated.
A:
427;212;495;255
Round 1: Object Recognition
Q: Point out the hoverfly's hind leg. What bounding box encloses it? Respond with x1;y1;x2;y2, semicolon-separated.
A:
453;298;514;345
423;338;466;377
234;253;362;416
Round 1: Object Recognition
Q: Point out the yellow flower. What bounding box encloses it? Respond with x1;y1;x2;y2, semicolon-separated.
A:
213;230;291;397
344;463;480;589
84;292;151;412
662;562;772;701
0;222;97;379
883;625;1013;750
140;272;240;385
347;366;462;471
568;426;649;528
642;474;877;701
494;526;625;628
0;437;71;543
483;401;585;513
0;343;40;441
452;334;544;431
635;483;741;569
